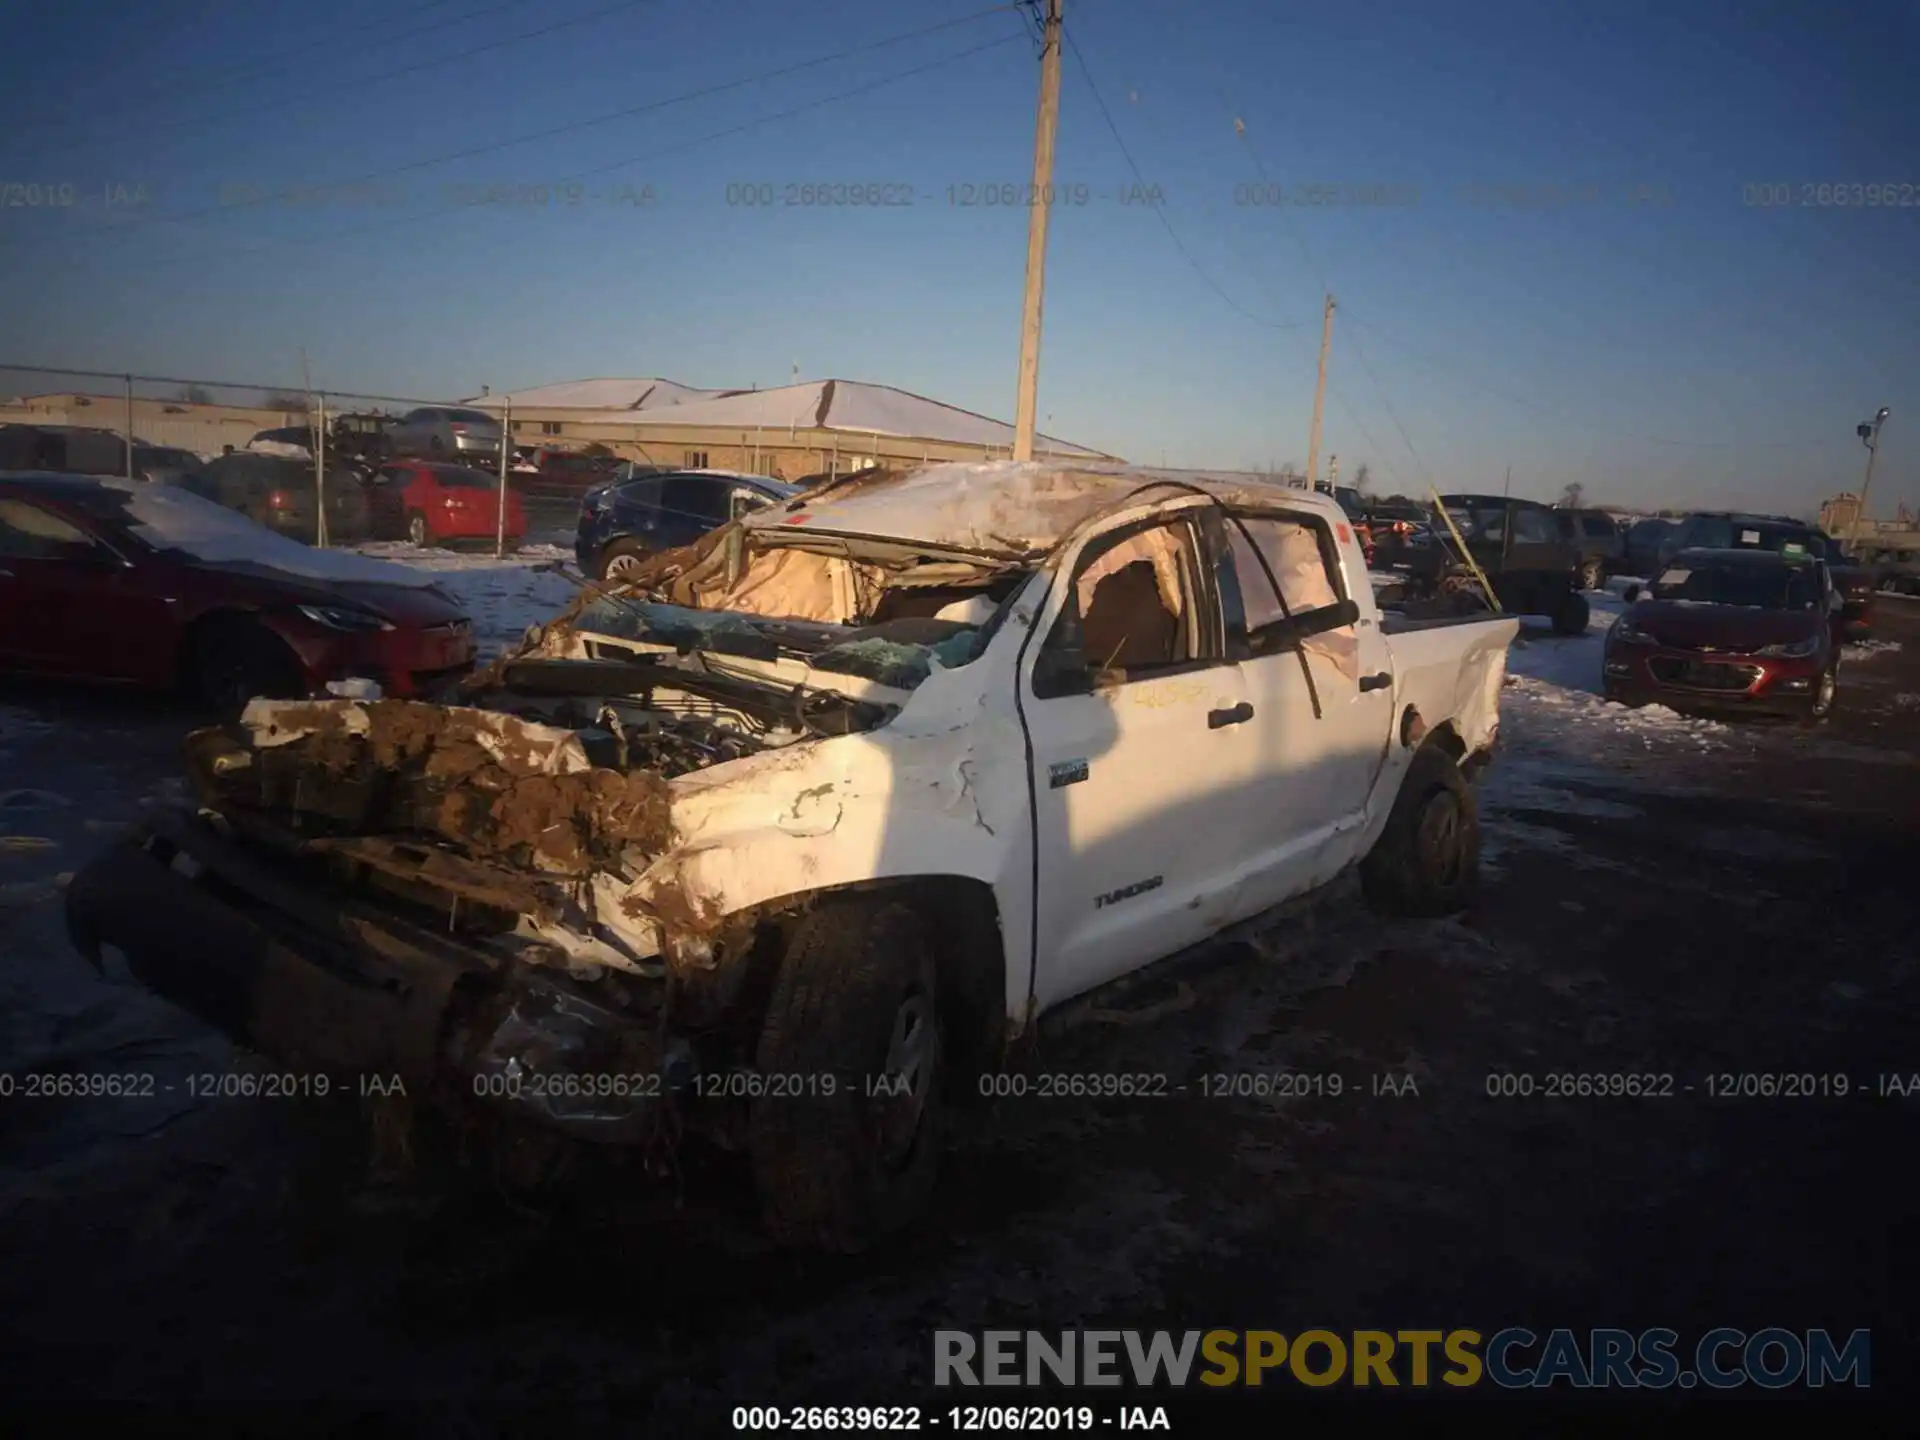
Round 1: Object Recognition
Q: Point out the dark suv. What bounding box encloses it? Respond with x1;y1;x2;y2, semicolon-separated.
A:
1647;512;1874;631
1554;508;1624;590
575;468;799;582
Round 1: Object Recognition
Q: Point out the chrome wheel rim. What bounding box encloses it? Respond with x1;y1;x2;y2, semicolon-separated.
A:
1816;670;1835;713
604;552;646;581
407;516;426;546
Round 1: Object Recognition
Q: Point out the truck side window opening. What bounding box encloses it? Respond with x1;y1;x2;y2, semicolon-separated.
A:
1225;511;1360;679
1039;518;1209;685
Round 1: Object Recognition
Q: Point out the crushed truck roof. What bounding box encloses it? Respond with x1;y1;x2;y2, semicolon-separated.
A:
743;460;1330;559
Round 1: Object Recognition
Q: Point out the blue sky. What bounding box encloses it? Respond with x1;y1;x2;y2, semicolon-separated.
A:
0;0;1915;512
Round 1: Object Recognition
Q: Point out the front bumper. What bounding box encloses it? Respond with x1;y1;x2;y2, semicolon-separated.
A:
1602;644;1822;714
64;811;671;1142
273;617;477;698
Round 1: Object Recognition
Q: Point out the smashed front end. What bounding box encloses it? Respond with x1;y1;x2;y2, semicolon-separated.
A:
63;668;882;1147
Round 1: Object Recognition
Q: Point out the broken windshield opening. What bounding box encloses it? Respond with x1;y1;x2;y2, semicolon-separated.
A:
571;593;999;691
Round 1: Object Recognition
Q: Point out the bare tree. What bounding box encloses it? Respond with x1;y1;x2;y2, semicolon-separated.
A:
1559;481;1586;509
177;383;213;405
1354;462;1373;493
263;391;309;413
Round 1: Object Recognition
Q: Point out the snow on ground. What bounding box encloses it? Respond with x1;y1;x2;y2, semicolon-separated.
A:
349;542;580;659
1843;638;1901;662
1499;587;1729;753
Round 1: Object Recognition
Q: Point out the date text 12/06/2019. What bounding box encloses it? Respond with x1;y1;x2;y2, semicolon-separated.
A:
731;1405;1172;1431
722;182;1166;207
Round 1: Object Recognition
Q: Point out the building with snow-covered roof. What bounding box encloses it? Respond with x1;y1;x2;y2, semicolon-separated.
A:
462;376;1117;480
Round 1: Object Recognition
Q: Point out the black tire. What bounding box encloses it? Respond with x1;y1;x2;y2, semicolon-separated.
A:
1361;747;1481;917
596;537;653;584
1578;558;1605;591
1551;588;1591;636
405;510;429;547
748;899;943;1252
428;435;445;454
187;616;308;719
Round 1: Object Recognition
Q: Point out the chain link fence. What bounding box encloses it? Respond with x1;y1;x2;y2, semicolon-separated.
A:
0;363;536;551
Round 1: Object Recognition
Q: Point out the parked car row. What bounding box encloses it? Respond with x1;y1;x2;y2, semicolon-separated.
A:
174;453;525;548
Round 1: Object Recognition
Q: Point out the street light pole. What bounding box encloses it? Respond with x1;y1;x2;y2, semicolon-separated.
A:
1854;406;1890;544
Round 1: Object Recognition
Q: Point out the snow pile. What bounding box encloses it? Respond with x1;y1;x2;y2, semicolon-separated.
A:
1843;638;1901;662
349;542;579;658
1503;674;1728;748
1895;694;1920;710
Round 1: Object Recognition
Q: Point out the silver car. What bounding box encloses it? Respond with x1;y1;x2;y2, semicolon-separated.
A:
389;405;503;460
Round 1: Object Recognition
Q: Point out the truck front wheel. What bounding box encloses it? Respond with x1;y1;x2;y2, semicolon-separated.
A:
748;899;943;1251
1361;748;1481;916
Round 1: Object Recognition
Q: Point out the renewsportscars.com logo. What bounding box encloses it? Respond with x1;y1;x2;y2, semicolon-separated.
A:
933;1328;1871;1389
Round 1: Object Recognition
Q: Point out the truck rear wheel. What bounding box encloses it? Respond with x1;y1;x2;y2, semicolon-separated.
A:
748;899;943;1251
1361;747;1480;917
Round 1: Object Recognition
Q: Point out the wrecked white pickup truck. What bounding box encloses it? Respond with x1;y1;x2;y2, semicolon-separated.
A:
66;462;1515;1249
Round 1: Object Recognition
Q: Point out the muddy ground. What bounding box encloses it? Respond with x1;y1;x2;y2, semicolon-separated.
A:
2;599;1917;1433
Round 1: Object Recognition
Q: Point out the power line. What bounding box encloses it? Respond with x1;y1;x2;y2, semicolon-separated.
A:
26;0;661;164
3;4;1023;257
3;0;538;148
1225;99;1439;485
21;30;1027;283
1063;30;1310;330
1343;311;1838;451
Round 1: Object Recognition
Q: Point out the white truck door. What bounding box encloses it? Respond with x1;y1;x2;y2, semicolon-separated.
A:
1221;508;1397;906
1019;509;1263;1012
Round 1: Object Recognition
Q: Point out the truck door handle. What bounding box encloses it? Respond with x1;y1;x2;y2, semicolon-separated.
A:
1208;702;1254;729
1358;672;1392;692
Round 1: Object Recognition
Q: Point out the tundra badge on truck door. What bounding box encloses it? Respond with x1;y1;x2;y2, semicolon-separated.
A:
1096;875;1164;909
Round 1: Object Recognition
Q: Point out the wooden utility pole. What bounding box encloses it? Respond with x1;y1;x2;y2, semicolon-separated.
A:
1011;0;1063;464
1305;292;1334;489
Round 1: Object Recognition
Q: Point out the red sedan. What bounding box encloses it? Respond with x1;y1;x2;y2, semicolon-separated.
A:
0;471;476;712
369;460;527;548
1603;547;1842;721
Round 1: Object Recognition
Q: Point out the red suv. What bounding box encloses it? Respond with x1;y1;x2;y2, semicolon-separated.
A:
369;460;526;548
1602;547;1842;721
